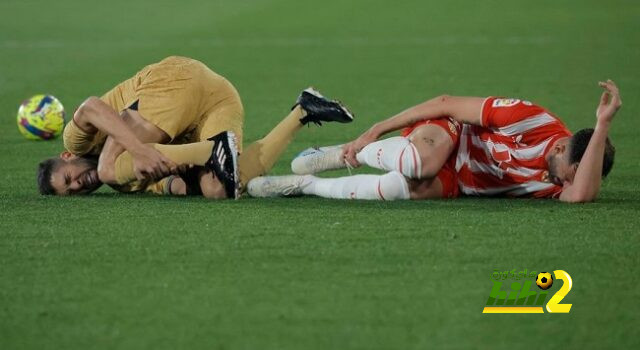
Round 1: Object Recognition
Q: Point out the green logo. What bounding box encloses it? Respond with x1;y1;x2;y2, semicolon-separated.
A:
483;269;573;314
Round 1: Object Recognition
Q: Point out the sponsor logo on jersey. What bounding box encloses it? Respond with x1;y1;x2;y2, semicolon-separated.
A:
492;98;521;108
447;120;458;136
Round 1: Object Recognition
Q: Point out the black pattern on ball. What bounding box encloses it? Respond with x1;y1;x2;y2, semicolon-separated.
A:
536;272;553;290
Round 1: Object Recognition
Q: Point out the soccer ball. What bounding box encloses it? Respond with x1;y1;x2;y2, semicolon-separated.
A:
536;272;553;290
16;94;66;140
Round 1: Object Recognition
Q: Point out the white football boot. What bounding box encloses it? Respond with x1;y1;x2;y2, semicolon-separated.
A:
247;175;312;198
290;145;347;175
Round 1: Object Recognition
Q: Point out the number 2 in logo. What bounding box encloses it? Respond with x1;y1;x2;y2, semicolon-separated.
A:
546;270;573;313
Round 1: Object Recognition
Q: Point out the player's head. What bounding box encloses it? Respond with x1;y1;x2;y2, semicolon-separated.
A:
547;128;615;185
37;152;101;195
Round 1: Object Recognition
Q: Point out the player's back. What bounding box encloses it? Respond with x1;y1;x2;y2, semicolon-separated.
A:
455;97;572;198
103;56;229;113
98;56;243;143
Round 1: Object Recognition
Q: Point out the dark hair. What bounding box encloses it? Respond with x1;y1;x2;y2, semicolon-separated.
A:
569;128;615;178
37;158;61;195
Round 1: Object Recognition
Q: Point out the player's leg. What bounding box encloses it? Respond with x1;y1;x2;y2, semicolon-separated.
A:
291;118;459;180
113;141;216;184
291;132;441;179
248;168;457;200
338;124;453;179
112;136;236;199
187;87;353;197
237;105;304;186
193;78;297;197
236;88;353;190
249;133;460;201
247;172;411;200
406;178;447;199
189;99;303;198
407;152;460;199
192;80;245;199
403;122;456;179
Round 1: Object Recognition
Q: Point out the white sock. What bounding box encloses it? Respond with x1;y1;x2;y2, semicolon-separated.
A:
356;137;423;179
303;171;410;200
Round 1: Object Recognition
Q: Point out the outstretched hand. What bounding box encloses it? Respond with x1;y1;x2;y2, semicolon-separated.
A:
596;79;622;124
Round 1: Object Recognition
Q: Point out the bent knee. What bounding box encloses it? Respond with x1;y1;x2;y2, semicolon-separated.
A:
378;171;410;200
408;131;454;180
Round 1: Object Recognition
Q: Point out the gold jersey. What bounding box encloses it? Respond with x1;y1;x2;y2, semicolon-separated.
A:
63;56;244;157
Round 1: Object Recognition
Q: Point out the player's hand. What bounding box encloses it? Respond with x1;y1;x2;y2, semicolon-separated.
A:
131;144;177;180
596;79;622;124
342;128;378;167
172;163;194;175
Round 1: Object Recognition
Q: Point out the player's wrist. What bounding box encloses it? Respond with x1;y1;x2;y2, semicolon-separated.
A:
368;123;384;139
127;141;149;157
595;119;612;131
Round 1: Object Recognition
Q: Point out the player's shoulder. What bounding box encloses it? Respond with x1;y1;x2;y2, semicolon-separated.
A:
482;96;549;127
485;97;546;112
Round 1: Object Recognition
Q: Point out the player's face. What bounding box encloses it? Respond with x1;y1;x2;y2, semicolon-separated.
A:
547;139;578;186
50;156;101;195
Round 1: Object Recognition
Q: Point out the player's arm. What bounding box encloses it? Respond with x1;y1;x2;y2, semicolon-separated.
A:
98;138;187;186
559;80;621;203
343;95;485;165
97;109;180;184
74;97;176;181
371;95;485;135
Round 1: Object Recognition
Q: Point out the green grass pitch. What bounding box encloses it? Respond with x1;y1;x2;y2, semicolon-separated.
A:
1;0;639;348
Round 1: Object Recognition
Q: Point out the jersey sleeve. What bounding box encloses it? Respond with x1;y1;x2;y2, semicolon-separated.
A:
144;177;173;195
532;185;563;199
481;97;547;128
62;119;101;156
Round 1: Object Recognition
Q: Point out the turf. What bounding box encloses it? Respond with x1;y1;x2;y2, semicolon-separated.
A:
1;0;639;348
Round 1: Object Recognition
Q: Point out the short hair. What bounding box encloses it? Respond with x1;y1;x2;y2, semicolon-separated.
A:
569;128;615;178
37;158;61;195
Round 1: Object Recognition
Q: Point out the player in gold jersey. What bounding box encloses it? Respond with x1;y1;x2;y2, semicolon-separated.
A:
36;56;353;198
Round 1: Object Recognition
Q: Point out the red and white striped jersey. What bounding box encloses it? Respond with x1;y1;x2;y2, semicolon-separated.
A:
455;97;572;198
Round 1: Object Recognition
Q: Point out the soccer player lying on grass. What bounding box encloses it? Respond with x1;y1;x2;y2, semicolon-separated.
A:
36;56;353;198
248;80;620;203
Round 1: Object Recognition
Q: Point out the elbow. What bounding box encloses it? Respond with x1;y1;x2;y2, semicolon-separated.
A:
560;191;597;203
74;96;101;121
561;198;591;204
97;162;116;185
73;96;101;132
433;94;451;104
